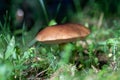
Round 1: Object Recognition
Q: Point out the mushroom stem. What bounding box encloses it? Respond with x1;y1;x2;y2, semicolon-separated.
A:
58;43;74;65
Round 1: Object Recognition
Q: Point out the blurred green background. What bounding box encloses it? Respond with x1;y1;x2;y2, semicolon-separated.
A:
0;0;120;80
1;0;120;31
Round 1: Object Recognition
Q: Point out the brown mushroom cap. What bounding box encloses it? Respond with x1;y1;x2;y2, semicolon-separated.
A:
36;23;90;44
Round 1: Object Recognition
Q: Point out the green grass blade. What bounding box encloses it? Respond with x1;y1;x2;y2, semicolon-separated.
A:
39;0;49;24
5;36;15;60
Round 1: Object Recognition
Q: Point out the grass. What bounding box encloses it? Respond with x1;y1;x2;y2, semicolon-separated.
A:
0;0;120;80
1;20;120;80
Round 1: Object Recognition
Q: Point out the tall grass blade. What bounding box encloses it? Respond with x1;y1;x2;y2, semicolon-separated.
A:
39;0;49;24
5;36;15;59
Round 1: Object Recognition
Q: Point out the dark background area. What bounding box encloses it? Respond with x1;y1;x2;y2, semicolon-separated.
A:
0;0;120;31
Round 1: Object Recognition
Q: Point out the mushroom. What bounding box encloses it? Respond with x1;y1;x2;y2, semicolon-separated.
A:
35;23;90;66
36;23;90;44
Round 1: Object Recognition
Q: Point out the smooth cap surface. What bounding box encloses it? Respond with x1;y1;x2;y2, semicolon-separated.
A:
36;23;90;44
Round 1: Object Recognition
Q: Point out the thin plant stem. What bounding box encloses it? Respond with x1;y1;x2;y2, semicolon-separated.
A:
54;0;62;19
39;0;49;24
